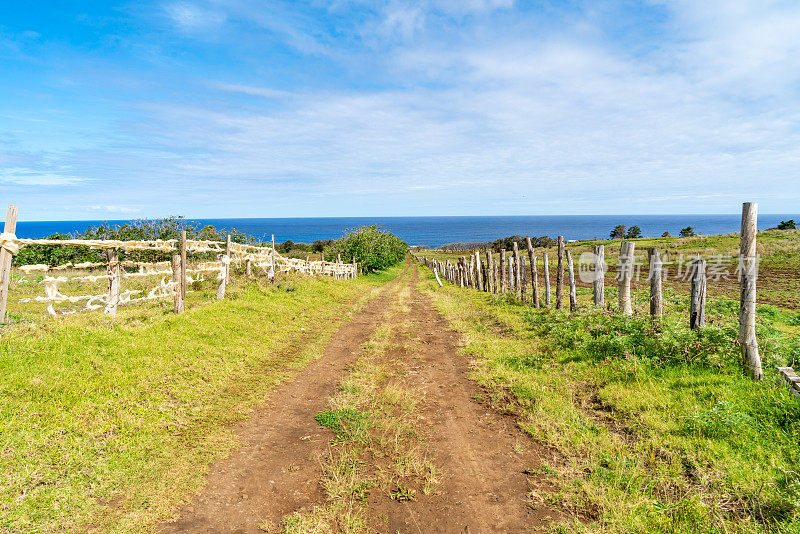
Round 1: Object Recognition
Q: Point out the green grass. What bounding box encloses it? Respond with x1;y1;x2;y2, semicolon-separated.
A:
0;268;399;533
418;263;800;533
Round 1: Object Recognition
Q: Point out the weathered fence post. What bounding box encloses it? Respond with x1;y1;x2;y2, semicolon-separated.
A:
566;249;577;311
689;258;706;329
525;237;539;308
172;253;184;314
269;234;276;283
0;205;19;322
180;230;188;301
474;251;483;291
514;241;522;299
485;251;494;293
246;258;252;278
739;202;762;380
433;266;443;287
647;247;662;317
499;249;507;293
556;236;564;309
104;248;121;317
618;241;635;315
543;252;551;307
225;234;231;283
593;245;604;306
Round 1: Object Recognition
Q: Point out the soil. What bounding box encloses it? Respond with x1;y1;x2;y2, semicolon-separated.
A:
156;260;565;533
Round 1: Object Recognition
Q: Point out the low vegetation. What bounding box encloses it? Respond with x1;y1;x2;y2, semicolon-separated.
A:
328;225;408;274
0;267;399;532
418;236;800;532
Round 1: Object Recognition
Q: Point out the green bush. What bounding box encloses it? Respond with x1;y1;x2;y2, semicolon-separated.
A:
14;217;255;266
327;225;407;273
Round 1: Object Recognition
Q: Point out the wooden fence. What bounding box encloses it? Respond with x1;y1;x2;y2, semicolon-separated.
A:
412;202;764;381
0;206;357;320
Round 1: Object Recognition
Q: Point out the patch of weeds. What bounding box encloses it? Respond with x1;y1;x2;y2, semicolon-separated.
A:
315;408;371;441
389;486;417;502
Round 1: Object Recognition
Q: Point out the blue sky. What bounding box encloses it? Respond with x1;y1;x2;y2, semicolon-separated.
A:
1;0;799;220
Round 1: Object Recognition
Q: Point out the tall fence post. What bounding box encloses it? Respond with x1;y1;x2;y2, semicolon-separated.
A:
648;247;663;317
225;234;232;283
0;205;19;322
556;236;564;309
269;234;276;283
525;237;539;308
499;249;507;293
566;250;577;311
593;245;604;306
543;252;551;307
689;258;706;330
180;230;188;302
104;248;121;317
485;251;494;293
618;241;635;315
739;202;762;380
475;250;484;291
172;253;184;314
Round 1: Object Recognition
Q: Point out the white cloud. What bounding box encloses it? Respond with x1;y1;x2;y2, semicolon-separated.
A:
164;2;226;31
88;205;140;214
0;168;86;186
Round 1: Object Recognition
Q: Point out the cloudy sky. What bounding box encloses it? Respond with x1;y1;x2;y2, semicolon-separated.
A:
1;0;798;220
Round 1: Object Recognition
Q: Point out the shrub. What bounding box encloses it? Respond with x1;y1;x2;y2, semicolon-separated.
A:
312;239;333;252
679;226;696;237
491;235;555;252
327;225;408;273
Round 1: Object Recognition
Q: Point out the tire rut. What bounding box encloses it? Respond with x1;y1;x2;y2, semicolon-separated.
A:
156;267;408;533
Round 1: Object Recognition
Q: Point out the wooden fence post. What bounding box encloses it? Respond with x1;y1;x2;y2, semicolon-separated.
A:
618;241;635;315
0;205;19;323
103;248;121;317
525;237;539;308
556;236;564;309
225;234;231;283
499;249;507;293
246;258;252;278
180;230;188;300
566;250;577;311
486;251;494;293
647;247;662;317
543;252;551;307
739;202;762;380
593;245;604;306
172;254;184;314
514;241;524;300
270;234;276;283
689;258;706;329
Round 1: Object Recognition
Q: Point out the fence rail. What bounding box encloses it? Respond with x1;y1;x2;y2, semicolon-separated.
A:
0;206;357;320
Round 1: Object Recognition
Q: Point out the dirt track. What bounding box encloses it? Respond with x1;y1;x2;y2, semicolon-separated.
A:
157;260;560;533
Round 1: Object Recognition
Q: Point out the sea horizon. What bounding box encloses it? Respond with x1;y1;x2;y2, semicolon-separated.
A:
13;213;799;248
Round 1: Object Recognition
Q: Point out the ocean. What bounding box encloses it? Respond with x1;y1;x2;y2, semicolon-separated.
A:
14;214;798;248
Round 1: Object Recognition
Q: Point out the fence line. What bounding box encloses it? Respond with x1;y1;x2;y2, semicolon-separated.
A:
412;202;766;381
0;205;358;320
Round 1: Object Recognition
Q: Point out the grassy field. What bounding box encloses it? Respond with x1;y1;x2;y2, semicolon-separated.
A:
417;232;800;532
0;267;399;532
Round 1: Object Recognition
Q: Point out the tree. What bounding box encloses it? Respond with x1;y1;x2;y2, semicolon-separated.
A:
279;240;295;253
679;226;696;237
312;239;333;252
778;219;796;230
610;224;626;239
625;225;642;239
661;231;672;238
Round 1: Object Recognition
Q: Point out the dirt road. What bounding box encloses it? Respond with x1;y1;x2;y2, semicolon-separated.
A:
157;261;560;533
